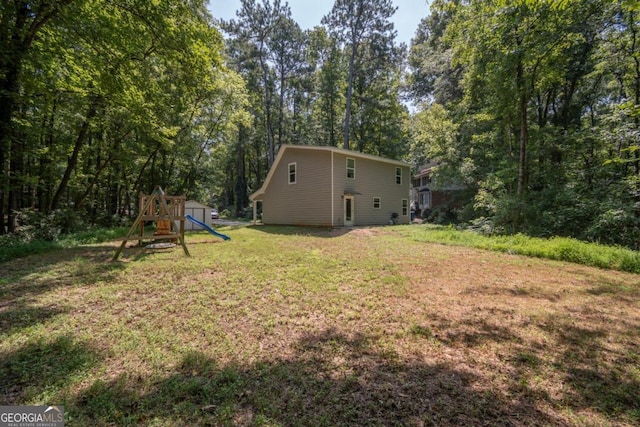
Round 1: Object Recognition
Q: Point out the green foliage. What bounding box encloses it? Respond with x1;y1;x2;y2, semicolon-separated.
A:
13;208;84;241
407;0;640;250
307;27;346;147
0;225;129;263
586;208;640;250
4;0;640;255
1;0;246;234
0;236;62;263
400;224;640;273
322;0;399;150
408;103;460;171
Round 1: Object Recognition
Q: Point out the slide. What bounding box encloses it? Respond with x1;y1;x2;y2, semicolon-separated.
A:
185;214;231;241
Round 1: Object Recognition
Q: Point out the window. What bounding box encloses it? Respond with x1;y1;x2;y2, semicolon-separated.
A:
402;199;408;216
396;167;402;184
288;162;296;184
346;157;355;179
373;197;381;209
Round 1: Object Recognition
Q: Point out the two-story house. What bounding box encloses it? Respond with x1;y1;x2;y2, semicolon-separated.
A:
410;162;466;218
250;145;411;226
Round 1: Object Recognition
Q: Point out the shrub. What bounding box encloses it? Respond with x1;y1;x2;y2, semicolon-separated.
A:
422;206;458;225
94;211;131;228
50;208;83;234
586;209;640;250
13;207;85;241
467;216;500;235
15;208;61;241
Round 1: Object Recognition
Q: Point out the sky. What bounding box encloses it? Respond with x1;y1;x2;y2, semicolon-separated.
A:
208;0;432;46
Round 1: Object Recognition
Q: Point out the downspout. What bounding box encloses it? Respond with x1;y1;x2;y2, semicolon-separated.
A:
331;151;334;227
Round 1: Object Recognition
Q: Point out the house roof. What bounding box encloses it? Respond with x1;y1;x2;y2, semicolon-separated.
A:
414;161;439;178
250;144;410;201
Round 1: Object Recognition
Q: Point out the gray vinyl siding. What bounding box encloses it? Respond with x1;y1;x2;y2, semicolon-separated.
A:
331;153;411;226
261;149;333;225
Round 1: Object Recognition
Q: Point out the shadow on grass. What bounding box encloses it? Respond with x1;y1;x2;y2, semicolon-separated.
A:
69;328;563;426
0;301;68;334
409;306;640;425
0;245;124;296
248;224;353;238
540;316;640;421
0;335;100;405
585;280;640;303
0;245;126;338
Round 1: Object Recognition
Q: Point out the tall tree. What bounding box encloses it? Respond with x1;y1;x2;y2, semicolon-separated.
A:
269;15;308;147
408;0;462;105
1;0;244;233
308;26;345;146
224;0;291;166
405;0;640;245
351;39;408;157
322;0;397;150
0;0;74;233
444;0;602;226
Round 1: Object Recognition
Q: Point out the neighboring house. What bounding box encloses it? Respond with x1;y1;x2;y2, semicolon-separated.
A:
184;200;212;230
410;163;466;216
250;144;411;226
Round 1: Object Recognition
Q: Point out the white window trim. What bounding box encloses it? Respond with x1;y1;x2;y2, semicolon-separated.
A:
396;167;402;184
373;197;381;209
346;157;355;179
402;199;409;216
288;162;297;185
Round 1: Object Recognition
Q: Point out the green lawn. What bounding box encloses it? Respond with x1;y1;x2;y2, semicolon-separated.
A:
1;225;639;426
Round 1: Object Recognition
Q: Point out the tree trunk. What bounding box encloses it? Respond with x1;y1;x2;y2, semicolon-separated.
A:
0;0;74;233
74;153;113;211
7;137;24;233
516;51;528;200
258;40;276;166
0;40;25;234
278;72;286;146
50;100;98;211
235;127;248;216
343;46;356;150
631;10;640;177
517;91;528;199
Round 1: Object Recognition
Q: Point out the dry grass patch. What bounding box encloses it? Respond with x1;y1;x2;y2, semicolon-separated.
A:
1;225;638;426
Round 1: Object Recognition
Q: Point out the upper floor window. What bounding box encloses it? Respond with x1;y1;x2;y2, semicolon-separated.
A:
288;162;296;184
346;158;355;179
396;167;402;184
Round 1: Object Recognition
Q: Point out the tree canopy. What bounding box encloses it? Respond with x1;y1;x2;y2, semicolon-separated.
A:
1;0;638;249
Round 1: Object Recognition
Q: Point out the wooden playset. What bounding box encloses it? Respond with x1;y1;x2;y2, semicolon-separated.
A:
112;186;190;260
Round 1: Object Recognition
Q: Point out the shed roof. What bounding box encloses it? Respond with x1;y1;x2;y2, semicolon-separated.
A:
185;200;211;209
